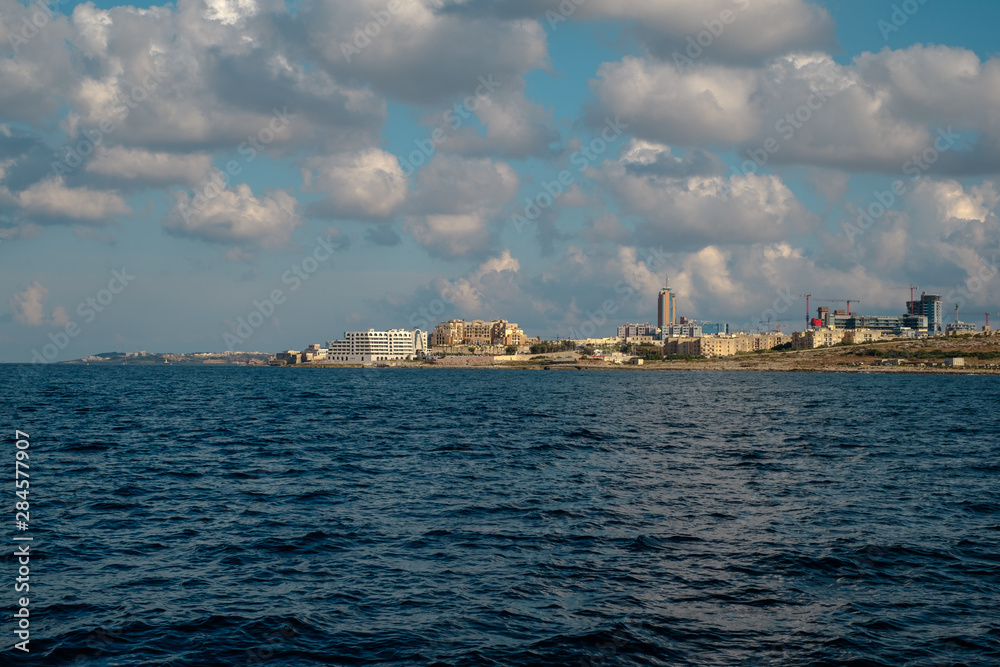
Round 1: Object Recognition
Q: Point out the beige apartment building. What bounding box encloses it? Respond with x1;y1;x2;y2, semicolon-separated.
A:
490;320;527;347
741;332;791;352
432;319;527;347
842;328;886;344
664;333;791;358
792;328;846;349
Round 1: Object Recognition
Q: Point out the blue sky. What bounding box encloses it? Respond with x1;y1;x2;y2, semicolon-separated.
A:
2;0;999;361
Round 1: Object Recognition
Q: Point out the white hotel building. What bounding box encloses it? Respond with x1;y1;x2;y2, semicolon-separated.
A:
325;329;427;362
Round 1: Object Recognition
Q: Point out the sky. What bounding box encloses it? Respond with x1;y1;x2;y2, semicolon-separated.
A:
1;0;999;362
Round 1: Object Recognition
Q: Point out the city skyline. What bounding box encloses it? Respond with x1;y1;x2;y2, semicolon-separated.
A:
2;1;1000;362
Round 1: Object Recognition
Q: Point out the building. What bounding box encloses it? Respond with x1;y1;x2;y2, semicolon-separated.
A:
663;333;790;358
907;292;943;334
946;321;977;335
816;307;927;334
664;337;702;356
662;324;702;339
275;350;302;365
622;335;659;345
462;319;492;345
740;332;791;352
432;320;465;346
571;337;619;347
326;329;427;362
490;320;527;347
700;322;729;335
302;343;328;362
843;329;886;344
617;322;657;341
945;357;965;367
657;275;677;329
431;319;527;347
699;336;739;357
792;328;846;349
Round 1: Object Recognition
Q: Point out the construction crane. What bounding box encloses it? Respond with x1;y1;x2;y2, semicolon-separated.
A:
892;285;918;314
759;318;792;333
795;294;812;328
816;299;861;315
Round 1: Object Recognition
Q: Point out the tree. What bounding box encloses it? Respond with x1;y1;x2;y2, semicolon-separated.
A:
505;345;518;356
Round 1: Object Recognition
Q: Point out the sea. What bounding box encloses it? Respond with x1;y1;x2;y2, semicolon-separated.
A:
1;365;998;666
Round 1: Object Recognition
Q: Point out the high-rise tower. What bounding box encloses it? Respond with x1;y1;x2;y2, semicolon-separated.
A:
657;275;677;329
908;292;943;334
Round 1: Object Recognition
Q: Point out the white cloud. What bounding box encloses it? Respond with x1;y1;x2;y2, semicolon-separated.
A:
435;81;561;159
909;179;998;235
583;0;835;63
86;146;213;186
596;141;812;248
405;213;493;259
410;155;518;214
592;46;1000;173
303;149;408;220
16;178;131;222
304;0;548;105
9;282;68;326
163;183;300;248
593;57;759;145
203;0;258;25
404;155;519;257
444;0;834;64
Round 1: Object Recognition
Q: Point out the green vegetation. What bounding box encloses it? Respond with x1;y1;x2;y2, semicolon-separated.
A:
505;345;518;356
529;340;576;354
630;342;664;361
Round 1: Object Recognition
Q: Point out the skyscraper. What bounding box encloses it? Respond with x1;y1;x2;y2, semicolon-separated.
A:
657;275;677;329
908;292;943;334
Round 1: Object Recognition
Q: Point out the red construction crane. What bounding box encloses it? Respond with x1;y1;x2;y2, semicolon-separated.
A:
795;294;812;329
892;285;918;314
816;299;861;315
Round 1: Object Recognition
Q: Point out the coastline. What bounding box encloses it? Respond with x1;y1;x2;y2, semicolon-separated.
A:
292;360;1000;375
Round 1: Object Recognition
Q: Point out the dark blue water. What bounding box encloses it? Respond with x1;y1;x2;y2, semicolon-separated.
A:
1;366;998;666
